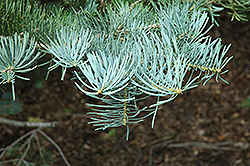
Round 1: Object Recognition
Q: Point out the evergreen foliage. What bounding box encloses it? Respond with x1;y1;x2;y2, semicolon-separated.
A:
218;0;250;21
0;33;42;100
1;0;247;139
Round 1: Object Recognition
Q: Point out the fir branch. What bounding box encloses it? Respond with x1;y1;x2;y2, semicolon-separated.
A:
42;26;93;80
0;0;233;138
0;32;43;100
218;0;250;21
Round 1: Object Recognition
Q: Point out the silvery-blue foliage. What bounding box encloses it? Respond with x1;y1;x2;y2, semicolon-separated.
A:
0;0;233;139
0;33;42;100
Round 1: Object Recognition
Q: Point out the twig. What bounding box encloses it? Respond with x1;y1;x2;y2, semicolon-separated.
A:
22;159;30;166
0;117;60;128
35;133;46;164
0;129;35;159
148;136;177;166
19;131;35;152
141;135;175;148
116;23;160;34
149;140;248;166
0;128;70;166
0;159;20;165
130;0;143;11
37;129;71;166
17;131;36;166
146;23;160;29
167;142;247;151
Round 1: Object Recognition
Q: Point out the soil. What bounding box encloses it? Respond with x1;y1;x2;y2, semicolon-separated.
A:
1;12;250;166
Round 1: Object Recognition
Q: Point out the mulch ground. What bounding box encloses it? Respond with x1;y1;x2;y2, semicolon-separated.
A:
1;11;250;166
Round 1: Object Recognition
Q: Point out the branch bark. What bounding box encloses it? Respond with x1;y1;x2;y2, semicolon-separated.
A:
0;117;60;128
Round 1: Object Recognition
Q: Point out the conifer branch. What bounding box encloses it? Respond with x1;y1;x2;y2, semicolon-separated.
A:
0;0;234;139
